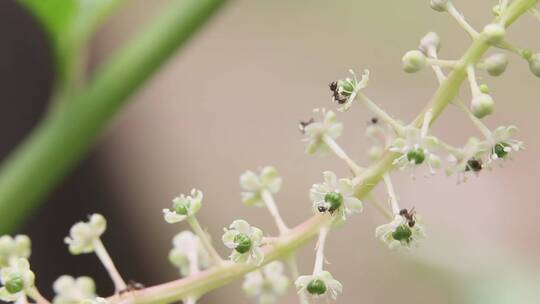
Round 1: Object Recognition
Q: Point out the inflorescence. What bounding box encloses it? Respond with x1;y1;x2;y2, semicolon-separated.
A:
0;1;536;303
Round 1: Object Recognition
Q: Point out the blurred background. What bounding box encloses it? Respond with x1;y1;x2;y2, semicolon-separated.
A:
1;0;539;303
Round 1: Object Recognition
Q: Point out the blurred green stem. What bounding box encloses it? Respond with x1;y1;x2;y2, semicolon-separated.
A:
0;0;227;233
105;1;538;302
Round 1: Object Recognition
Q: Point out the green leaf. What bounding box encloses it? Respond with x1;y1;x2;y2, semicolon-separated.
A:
18;0;123;87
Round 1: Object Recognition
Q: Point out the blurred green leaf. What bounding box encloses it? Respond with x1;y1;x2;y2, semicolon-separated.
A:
18;0;123;86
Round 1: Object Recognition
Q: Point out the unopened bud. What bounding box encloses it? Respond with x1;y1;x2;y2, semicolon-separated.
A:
471;93;494;118
402;50;427;73
483;53;508;76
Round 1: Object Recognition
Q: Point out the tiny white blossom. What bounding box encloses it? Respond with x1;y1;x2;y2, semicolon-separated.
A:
168;231;209;276
0;258;35;302
222;220;264;266
330;69;370;112
64;214;106;255
242;261;289;304
240;167;282;207
310;171;362;222
303;109;343;155
375;214;426;250
52;275;97;304
162;189;203;224
482;125;524;163
0;235;31;268
390;125;441;174
295;271;342;299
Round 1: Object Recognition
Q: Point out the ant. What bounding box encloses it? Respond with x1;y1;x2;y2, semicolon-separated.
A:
370;117;378;124
399;208;416;227
298;118;314;134
329;81;347;104
465;158;483;172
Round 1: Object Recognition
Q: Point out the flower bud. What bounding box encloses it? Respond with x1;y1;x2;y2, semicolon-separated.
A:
324;192;343;211
479;84;490;94
430;0;448;12
402;50;427;73
483;53;508;76
406;149;426;165
528;53;540;77
471;93;494;118
419;32;440;54
234;234;252;254
483;23;505;44
5;275;24;294
306;279;327;295
392;225;413;242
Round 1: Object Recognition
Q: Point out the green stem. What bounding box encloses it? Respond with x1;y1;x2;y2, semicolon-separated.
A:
186;216;224;266
0;0;227;233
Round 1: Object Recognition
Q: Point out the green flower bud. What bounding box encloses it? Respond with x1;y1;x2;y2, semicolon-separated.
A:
234;234;252;254
430;0;448;12
406;149;425;165
471;93;494;119
483;23;505;44
5;275;24;294
338;79;355;96
528;53;540;77
392;225;412;242
494;142;510;158
402;50;427;73
324;192;343;211
479;84;490;94
522;49;533;61
483;53;508;76
174;202;189;215
306;279;327;295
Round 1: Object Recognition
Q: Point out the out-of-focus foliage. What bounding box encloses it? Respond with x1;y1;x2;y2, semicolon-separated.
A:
18;0;122;85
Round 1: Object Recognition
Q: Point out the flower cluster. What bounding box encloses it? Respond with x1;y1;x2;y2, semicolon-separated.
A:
310;171;362;223
163;189;203;223
240;167;282;207
64;214;106;255
222;220;264;266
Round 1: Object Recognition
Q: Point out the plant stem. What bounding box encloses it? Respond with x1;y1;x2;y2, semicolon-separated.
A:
312;226;329;274
0;0;227;233
93;238;127;291
383;174;400;215
186;216;224;266
358;93;404;134
286;255;309;304
260;190;289;234
322;135;362;175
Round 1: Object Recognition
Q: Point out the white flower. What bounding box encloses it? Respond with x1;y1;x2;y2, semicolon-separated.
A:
390;125;441;174
482;125;524;163
242;261;289;304
310;171;362;222
375;214;426;250
295;271;342;299
446;137;485;182
52;275;97;304
64;214;106;255
0;235;31;267
240;167;282;207
330;69;370;112
222;220;264;266
303;109;343;155
0;258;35;302
168;231;209;276
162;189;203;224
